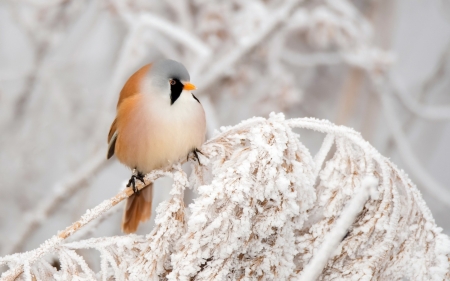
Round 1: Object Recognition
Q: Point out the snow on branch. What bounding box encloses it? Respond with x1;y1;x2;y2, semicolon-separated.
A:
1;113;449;281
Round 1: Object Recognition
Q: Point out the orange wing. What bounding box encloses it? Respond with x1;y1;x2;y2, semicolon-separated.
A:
107;63;152;159
116;63;152;108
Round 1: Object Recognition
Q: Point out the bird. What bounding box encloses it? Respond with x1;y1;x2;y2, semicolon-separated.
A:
107;59;206;233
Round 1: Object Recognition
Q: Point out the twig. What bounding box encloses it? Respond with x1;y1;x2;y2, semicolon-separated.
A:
194;0;303;91
313;134;335;181
389;73;450;120
0;169;169;281
6;151;109;254
111;1;210;59
388;43;450;120
299;176;378;281
375;79;450;205
138;13;211;58
67;204;122;242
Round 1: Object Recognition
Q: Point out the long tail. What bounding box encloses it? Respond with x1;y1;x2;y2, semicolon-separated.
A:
122;182;153;233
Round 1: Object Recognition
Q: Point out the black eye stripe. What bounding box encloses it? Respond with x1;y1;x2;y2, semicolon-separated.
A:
170;79;183;105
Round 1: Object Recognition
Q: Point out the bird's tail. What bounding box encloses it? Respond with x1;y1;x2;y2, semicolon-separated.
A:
122;182;153;233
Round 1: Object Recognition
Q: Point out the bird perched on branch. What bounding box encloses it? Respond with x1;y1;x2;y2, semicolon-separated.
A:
107;59;206;233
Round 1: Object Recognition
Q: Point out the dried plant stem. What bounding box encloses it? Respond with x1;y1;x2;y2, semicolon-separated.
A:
300;176;378;281
7;151;110;254
0;169;168;281
336;67;364;125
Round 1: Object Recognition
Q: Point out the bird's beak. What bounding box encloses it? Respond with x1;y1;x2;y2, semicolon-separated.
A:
183;83;197;91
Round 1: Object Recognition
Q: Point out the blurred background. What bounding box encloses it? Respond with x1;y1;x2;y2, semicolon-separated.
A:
0;0;449;261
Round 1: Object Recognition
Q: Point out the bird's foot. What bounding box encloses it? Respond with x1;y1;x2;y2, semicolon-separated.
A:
135;171;146;185
189;148;203;165
126;171;146;195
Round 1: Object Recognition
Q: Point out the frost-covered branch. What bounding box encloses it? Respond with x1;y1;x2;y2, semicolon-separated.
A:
6;151;110;255
300;176;378;281
1;1;450;279
0;168;170;281
2;114;449;281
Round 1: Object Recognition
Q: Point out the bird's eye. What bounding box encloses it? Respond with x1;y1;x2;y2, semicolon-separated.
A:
170;79;176;85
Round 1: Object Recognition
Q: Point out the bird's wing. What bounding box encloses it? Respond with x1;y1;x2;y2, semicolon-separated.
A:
116;63;152;108
107;120;118;159
107;63;152;159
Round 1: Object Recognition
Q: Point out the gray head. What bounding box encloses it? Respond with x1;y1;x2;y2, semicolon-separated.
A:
146;59;196;104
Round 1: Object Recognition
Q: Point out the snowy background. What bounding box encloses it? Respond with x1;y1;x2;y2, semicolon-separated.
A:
0;0;449;261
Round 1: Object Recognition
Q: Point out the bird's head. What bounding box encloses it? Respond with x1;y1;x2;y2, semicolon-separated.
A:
144;59;196;105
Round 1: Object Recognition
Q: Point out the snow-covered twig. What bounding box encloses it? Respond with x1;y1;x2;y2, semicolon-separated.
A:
313;134;335;180
2;114;449;281
0;169;169;281
6;150;109;255
299;176;378;281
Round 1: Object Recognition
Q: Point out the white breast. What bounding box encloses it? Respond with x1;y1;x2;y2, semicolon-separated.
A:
122;90;206;174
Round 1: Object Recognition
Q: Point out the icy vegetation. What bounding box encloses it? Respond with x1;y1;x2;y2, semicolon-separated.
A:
1;114;449;281
1;0;450;280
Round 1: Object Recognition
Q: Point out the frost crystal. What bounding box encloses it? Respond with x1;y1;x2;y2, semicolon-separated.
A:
1;114;449;281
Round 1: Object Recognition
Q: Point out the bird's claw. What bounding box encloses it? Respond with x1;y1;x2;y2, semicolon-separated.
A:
127;172;146;195
189;148;204;165
135;172;146;185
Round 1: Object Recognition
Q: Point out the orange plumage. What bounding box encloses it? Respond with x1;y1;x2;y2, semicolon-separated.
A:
108;64;151;145
107;60;206;233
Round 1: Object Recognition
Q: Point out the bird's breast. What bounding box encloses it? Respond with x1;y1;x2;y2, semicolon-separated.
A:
114;93;206;173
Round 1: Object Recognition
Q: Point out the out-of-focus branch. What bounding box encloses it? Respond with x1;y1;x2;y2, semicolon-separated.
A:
336;67;364;124
195;0;303;92
374;78;450;205
166;0;194;34
282;50;343;67
111;0;211;59
389;74;450;120
6;151;110;255
137;13;211;58
388;44;450;120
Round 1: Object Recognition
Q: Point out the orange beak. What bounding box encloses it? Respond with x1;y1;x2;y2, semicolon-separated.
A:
183;82;197;91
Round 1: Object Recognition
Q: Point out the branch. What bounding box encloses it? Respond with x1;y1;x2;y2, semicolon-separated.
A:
2;115;448;280
375;78;450;205
0;169;170;281
300;176;378;281
138;13;212;58
194;0;303;91
389;73;450;120
111;1;211;59
6;150;109;255
388;43;450;120
313;134;335;181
